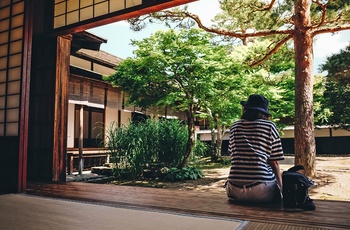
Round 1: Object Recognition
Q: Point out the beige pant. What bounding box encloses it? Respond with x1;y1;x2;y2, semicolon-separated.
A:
225;180;281;203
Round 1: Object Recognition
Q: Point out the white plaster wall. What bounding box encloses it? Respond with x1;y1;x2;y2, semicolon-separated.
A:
197;127;350;142
67;103;75;148
105;107;118;132
120;110;132;126
199;133;211;141
104;107;131;139
93;63;115;75
315;128;331;137
333;129;350;137
282;129;294;138
70;56;91;70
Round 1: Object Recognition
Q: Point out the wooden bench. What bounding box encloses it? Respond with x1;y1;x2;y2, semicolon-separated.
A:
66;150;110;174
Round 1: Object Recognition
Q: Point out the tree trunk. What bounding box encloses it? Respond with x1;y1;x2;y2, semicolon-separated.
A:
215;124;224;161
210;127;217;161
293;0;316;176
178;106;196;168
207;108;218;160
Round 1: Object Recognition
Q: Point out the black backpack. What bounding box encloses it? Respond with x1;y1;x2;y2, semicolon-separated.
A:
282;165;316;210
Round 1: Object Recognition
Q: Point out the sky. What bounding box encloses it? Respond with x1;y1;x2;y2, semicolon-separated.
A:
88;0;350;74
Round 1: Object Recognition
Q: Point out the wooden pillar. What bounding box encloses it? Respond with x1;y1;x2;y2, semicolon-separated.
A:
17;0;34;192
52;35;72;181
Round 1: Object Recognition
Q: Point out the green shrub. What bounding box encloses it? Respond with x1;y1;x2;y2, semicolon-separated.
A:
190;140;209;162
157;119;188;167
105;119;188;180
105;122;135;179
164;166;203;181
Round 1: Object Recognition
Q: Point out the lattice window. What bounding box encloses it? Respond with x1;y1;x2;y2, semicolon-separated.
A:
54;0;142;29
0;0;24;136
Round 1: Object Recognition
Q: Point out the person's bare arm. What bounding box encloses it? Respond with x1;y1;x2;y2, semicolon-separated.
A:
268;160;282;191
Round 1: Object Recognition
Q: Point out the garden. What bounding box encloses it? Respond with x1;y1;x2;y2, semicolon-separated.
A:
104;119;212;183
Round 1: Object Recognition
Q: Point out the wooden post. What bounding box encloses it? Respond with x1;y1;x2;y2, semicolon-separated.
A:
52;35;71;181
17;0;34;192
67;153;73;175
78;105;84;174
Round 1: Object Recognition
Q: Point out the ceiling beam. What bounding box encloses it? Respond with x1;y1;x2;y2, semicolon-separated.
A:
51;0;198;36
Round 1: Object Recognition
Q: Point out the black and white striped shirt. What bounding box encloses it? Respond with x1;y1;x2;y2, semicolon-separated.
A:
227;119;284;183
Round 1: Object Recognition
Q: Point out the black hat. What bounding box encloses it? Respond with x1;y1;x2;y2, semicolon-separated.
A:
240;94;270;115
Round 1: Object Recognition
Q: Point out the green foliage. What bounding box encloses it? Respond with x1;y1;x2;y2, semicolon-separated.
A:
105;119;188;179
164;166;203;181
156;119;188;166
317;44;350;130
313;74;329;124
104;122;132;179
321;44;350;85
226;41;296;131
193;156;231;170
104;28;242;167
311;0;350;23
191;140;209;161
216;0;350;39
216;0;292;35
104;28;238;112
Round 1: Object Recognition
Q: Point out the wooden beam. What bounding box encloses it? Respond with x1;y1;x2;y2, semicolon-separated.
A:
51;0;198;35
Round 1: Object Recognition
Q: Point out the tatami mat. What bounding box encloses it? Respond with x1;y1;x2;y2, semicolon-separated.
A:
0;194;244;230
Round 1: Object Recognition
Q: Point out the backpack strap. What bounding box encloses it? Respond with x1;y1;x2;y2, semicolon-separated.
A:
282;171;314;188
287;165;305;172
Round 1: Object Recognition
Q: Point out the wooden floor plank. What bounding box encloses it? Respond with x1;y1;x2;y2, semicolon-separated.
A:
27;182;350;229
244;222;335;230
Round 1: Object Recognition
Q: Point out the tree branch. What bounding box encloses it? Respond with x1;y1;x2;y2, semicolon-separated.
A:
161;10;293;38
242;0;276;11
313;24;350;36
311;0;327;28
249;34;293;67
263;0;276;10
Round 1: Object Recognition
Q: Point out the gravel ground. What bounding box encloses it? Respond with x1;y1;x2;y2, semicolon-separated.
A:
68;156;350;201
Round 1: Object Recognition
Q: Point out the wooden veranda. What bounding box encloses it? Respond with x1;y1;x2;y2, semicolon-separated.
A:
27;182;350;230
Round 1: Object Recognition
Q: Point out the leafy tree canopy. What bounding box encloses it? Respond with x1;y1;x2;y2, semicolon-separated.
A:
225;40;296;128
318;44;350;130
321;43;350;84
104;28;242;113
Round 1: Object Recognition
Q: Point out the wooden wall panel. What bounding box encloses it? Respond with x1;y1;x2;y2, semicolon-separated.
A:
0;137;19;192
27;36;57;181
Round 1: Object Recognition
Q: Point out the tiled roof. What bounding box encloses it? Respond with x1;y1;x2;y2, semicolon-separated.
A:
75;48;123;68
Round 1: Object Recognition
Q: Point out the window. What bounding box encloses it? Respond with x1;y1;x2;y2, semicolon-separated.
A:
0;1;24;136
53;0;142;29
74;105;104;148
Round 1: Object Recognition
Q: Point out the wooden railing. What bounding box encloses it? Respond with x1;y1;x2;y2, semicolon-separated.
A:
66;149;110;174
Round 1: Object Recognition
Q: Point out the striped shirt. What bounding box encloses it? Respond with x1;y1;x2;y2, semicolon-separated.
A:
227;119;284;183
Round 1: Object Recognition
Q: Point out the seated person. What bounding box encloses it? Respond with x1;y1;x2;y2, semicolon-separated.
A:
225;94;284;203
